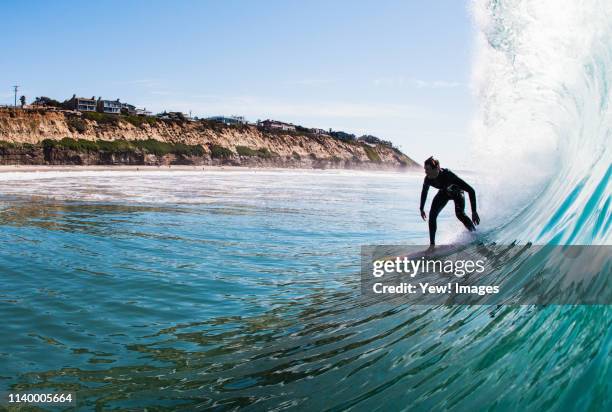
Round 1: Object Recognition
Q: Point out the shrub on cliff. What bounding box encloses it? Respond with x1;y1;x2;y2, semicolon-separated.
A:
97;139;137;153
40;137;98;152
235;146;277;158
67;117;87;134
33;96;64;108
41;139;56;150
236;145;258;157
136;139;174;156
37;138;204;157
256;148;278;158
0;141;39;153
123;115;157;128
0;140;16;149
82;111;120;125
172;142;204;157
363;145;381;162
96;139;203;156
58;137;99;152
210;144;234;159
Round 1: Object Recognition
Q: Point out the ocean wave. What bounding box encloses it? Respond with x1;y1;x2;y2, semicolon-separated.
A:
470;0;611;244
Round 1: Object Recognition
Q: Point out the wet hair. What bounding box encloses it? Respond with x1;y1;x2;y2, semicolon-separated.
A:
424;156;440;169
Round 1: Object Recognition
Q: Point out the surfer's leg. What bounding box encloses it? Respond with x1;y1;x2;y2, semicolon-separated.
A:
428;192;449;245
453;192;476;231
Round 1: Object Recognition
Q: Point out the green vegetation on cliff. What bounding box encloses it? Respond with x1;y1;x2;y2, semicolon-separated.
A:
209;144;233;159
363;145;381;162
77;112;158;128
41;137;204;157
235;145;278;158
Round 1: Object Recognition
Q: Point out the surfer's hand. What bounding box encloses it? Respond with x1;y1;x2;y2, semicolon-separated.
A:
420;210;427;220
472;211;480;225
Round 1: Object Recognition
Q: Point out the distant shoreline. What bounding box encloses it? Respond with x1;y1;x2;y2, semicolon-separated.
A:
0;108;419;170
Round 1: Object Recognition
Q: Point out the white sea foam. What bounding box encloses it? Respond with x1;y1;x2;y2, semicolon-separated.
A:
0;168;419;206
470;0;612;244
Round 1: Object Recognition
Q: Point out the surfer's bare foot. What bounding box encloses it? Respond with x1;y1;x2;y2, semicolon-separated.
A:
427;244;435;251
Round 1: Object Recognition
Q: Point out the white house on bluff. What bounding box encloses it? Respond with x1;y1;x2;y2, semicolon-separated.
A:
258;119;296;131
65;95;97;112
206;115;247;126
64;95;150;116
97;98;121;114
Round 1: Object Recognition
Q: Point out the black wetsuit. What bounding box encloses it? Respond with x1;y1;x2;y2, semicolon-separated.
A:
420;168;476;244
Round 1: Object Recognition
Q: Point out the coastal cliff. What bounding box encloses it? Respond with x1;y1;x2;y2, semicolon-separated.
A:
0;108;419;169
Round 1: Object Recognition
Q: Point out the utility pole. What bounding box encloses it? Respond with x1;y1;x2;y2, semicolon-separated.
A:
12;85;19;107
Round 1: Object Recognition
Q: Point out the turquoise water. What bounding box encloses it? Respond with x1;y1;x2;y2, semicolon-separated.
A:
0;169;609;411
0;169;422;409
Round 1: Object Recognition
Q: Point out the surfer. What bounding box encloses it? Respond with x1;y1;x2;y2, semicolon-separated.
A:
419;156;480;246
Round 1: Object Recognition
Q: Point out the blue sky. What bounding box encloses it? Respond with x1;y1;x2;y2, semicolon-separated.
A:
1;0;476;167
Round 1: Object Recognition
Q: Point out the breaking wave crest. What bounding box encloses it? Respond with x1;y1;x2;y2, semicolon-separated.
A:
471;0;611;244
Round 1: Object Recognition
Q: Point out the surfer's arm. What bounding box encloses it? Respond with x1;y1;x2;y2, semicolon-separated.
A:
450;173;477;213
419;180;429;212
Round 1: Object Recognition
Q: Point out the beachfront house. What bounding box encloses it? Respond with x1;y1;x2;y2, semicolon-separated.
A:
65;95;97;112
206;115;247;126
156;111;186;121
120;102;136;115
120;103;151;116
358;134;394;148
97;98;121;114
329;130;356;142
135;108;152;116
258;119;296;131
310;128;327;135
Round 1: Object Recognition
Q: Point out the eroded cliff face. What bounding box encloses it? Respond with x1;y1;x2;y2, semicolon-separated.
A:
0;108;419;169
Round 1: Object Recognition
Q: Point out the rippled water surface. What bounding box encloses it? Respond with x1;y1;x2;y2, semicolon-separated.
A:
0;169;608;411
